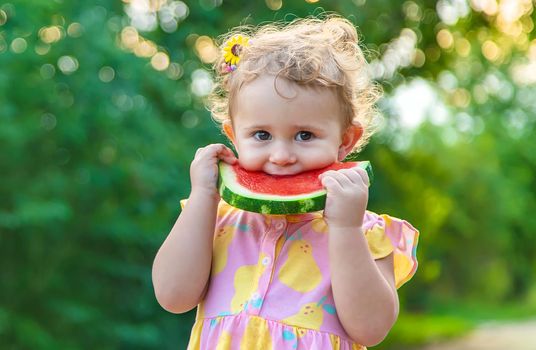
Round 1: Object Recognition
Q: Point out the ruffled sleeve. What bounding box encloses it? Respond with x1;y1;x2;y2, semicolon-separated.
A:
363;212;419;289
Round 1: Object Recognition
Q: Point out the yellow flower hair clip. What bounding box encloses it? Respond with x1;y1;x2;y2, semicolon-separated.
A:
222;35;249;73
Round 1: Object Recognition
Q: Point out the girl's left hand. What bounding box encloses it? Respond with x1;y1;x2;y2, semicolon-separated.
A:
319;166;369;229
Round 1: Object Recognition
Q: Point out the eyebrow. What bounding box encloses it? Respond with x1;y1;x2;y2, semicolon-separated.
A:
293;124;325;131
242;124;326;132
243;125;272;131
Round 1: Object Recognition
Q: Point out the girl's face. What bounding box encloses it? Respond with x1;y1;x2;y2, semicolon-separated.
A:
225;75;362;176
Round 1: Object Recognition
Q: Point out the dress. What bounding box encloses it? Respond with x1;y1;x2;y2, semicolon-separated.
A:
180;200;419;350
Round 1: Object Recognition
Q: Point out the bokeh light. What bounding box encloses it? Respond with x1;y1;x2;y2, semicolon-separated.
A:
471;0;499;15
35;43;51;55
124;0;189;32
67;22;84;37
181;110;199;128
99;66;115;82
0;36;6;53
195;36;218;64
369;28;417;79
40;64;56;79
482;39;501;61
511;61;536;85
199;0;222;11
436;0;470;25
0;9;7;25
39;26;63;44
390;78;450;138
403;1;423;22
190;69;213;96
40;113;57;131
10;38;27;53
497;0;532;23
436;29;454;49
121;26;139;49
165;62;184;80
134;39;157;58
455;37;471;57
151;52;170;71
412;48;426;67
450;88;471;108
265;0;283;10
58;55;79;74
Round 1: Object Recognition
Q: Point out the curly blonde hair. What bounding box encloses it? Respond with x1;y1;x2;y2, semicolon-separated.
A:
208;15;382;152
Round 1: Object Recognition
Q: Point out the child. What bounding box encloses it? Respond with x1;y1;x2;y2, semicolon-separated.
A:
152;16;419;350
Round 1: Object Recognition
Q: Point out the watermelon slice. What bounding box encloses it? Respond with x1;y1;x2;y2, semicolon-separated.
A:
218;161;373;214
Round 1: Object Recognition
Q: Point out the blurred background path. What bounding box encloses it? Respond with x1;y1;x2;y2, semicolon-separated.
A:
422;319;536;350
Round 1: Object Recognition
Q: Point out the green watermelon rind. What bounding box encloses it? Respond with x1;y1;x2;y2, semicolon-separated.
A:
218;161;373;215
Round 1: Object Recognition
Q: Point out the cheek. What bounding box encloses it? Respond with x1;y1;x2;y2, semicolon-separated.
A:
234;144;264;170
237;156;264;171
304;144;339;158
301;146;339;167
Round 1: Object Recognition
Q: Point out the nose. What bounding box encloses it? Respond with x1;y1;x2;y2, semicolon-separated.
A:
269;143;296;165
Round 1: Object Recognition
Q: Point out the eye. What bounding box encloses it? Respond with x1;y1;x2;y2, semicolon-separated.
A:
295;131;313;141
253;130;272;141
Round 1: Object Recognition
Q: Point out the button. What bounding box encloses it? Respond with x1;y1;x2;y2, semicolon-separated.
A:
249;292;263;309
275;222;285;230
262;256;271;266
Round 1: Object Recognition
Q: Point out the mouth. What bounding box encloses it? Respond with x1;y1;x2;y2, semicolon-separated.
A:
235;162;300;176
265;172;298;176
263;168;301;176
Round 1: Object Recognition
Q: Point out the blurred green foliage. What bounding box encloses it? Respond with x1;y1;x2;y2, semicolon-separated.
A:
1;0;535;349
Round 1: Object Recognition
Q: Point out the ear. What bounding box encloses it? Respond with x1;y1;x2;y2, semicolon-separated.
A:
222;121;236;144
338;123;363;161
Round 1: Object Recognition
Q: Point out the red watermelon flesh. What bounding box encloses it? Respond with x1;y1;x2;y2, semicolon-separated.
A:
232;162;358;196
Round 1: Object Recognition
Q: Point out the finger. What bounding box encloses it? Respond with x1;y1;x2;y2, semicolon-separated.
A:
330;169;360;187
339;168;368;187
195;144;218;156
320;173;344;192
196;144;226;159
324;170;355;188
217;146;237;163
220;145;236;157
219;153;238;164
338;169;360;185
353;167;370;187
210;143;228;153
318;170;339;181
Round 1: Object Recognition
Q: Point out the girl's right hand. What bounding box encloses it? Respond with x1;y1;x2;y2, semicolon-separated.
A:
190;144;237;198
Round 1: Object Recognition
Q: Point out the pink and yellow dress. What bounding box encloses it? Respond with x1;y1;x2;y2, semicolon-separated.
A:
181;200;419;349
